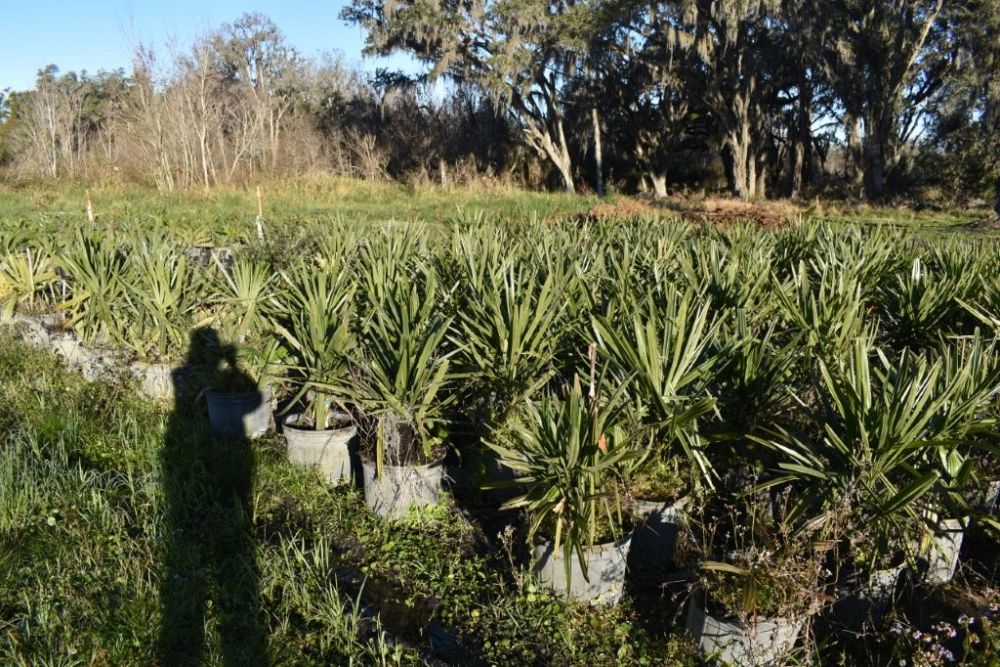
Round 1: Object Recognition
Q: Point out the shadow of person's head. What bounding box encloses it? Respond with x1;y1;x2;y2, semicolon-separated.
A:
187;327;256;394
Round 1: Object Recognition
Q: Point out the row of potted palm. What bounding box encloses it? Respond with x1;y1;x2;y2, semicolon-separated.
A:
3;220;1000;665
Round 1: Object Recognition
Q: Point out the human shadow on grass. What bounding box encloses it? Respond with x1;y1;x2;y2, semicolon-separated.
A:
159;328;268;666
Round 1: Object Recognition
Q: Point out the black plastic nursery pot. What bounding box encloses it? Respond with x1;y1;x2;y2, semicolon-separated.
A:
206;386;273;438
686;593;807;667
533;531;634;605
283;411;356;484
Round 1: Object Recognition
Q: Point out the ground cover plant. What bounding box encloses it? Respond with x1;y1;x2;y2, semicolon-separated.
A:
2;203;1000;665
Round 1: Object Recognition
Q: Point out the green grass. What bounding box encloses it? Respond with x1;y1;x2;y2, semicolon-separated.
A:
0;335;696;666
0;176;600;232
2;177;992;238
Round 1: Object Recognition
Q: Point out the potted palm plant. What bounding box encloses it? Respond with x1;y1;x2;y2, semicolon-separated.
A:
122;238;203;401
752;337;1000;627
593;287;720;575
354;263;455;519
684;500;826;667
273;263;357;484
488;376;637;604
450;256;569;491
210;255;276;343
198;332;281;438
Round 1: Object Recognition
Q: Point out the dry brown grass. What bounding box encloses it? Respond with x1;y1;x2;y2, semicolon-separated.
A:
578;194;802;228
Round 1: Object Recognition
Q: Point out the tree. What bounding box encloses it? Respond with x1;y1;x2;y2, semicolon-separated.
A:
0;88;13;164
582;0;706;197
343;0;588;193
811;0;954;201
215;13;305;173
922;0;1000;209
690;0;782;200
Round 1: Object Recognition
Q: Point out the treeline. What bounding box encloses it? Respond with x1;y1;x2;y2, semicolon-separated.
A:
1;2;998;204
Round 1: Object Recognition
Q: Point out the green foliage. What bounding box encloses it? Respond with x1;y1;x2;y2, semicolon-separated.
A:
753;337;1000;566
0;246;57;317
355;255;455;464
273;260;356;429
593;287;720;482
774;259;873;363
122;235;202;361
57;230;130;346
878;257;974;348
488;376;636;586
212;255;276;342
453;251;570;430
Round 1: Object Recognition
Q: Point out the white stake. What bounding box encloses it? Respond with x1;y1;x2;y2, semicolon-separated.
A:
255;185;265;243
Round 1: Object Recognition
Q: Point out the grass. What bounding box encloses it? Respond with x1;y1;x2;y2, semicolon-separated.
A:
0;334;697;666
0;176;600;232
1;176;993;237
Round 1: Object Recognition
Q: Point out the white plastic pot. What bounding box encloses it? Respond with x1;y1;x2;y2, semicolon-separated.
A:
686;596;805;667
284;412;356;484
627;496;689;579
923;518;966;584
206;387;272;438
533;532;633;605
361;454;444;519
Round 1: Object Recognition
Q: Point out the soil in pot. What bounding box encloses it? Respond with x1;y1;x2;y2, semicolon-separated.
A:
206;387;273;438
360;418;446;520
533;531;633;605
686;595;805;667
284;411;356;485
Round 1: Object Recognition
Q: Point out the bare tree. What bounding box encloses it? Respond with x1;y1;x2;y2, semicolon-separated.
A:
216;13;304;174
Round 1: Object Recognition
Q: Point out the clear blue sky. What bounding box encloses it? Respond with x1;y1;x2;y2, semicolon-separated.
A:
0;1;414;91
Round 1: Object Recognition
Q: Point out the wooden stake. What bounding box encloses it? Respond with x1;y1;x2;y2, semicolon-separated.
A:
85;189;94;224
588;342;598;399
255;185;265;242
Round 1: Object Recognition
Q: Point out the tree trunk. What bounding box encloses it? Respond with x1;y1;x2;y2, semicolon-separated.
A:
754;155;767;201
591;107;604;197
845;113;863;194
554;153;575;194
790;76;811;198
728;130;754;200
649;171;667;199
726;98;755;200
863;114;888;201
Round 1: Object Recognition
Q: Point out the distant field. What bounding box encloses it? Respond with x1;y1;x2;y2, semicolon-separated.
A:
0;177;598;231
0;177;991;235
